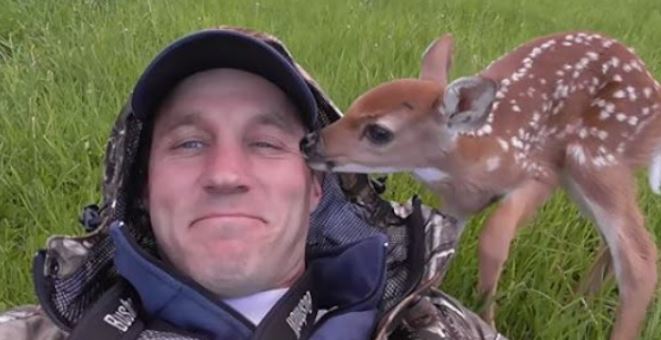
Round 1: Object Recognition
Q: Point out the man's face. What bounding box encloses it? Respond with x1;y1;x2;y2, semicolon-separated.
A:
147;68;321;298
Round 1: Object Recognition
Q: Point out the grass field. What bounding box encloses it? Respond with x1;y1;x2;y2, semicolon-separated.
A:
1;0;660;338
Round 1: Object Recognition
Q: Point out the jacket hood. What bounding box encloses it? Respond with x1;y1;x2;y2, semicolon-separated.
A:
31;26;463;336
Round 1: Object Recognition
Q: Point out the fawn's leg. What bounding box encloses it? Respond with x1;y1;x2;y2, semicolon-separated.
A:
576;244;613;297
477;179;556;325
564;159;657;340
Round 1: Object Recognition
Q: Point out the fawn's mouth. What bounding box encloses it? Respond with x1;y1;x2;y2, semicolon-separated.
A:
299;137;337;171
305;158;336;172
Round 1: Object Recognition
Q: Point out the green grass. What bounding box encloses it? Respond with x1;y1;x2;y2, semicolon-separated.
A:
0;0;659;338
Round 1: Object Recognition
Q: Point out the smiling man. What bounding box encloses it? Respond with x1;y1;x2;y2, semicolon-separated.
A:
147;68;320;304
0;27;504;340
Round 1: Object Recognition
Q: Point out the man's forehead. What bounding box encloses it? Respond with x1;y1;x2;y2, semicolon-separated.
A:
169;68;287;100
155;109;303;135
154;68;304;128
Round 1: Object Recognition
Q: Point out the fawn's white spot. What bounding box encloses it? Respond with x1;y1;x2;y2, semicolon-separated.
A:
497;138;509;151
568;144;587;165
532;112;541;123
511;136;524;149
593;156;605;167
626;86;637;101
610;57;620;67
643;87;653;98
613;90;626;99
605;103;615;113
617;142;626;153
476;124;493;136
486;157;501;172
631;61;642;71
602;64;610;74
606;154;616;163
579;128;588;139
593;98;606;107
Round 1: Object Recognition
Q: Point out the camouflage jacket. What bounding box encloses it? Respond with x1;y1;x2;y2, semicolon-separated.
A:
0;26;505;340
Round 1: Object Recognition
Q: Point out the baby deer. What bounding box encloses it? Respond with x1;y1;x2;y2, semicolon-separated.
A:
301;31;660;339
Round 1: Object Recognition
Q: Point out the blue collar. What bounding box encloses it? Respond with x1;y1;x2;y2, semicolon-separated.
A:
110;222;387;339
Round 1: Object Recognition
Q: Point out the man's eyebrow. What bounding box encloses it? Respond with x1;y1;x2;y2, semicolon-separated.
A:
250;111;301;135
157;111;203;135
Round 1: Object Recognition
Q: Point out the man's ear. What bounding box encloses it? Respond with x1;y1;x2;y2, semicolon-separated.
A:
309;171;323;213
442;76;497;132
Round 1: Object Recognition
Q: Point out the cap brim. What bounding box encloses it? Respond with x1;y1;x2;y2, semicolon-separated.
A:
131;30;317;129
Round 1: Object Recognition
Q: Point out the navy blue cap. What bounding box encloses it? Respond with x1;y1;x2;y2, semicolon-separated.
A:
131;29;318;129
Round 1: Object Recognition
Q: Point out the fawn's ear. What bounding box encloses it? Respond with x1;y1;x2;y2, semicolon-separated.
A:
420;33;454;87
442;76;497;131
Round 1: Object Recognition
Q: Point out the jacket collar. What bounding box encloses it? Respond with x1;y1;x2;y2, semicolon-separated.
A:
110;221;387;339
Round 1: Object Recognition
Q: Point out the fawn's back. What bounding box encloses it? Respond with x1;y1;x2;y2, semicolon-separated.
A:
477;32;661;180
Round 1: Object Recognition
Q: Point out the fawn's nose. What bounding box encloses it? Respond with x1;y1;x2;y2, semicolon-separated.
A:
300;131;321;158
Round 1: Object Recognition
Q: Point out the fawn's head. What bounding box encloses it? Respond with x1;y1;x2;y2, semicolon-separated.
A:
300;33;498;173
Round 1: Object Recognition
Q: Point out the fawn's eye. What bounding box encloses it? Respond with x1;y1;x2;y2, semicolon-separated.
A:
363;124;394;145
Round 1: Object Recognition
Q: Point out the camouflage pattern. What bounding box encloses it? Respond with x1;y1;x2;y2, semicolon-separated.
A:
0;26;505;340
0;306;67;339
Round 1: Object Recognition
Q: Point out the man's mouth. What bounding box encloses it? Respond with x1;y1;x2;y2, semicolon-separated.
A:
191;213;267;227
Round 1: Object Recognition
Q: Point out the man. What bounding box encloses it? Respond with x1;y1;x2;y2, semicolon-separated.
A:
0;26;504;339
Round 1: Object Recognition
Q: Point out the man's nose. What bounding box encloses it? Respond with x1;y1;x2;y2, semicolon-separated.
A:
299;131;321;158
201;145;250;194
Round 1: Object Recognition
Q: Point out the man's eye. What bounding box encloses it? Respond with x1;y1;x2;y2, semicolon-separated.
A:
175;140;206;150
250;141;282;150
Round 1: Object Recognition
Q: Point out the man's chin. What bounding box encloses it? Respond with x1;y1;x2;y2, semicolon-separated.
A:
196;238;253;257
189;257;267;296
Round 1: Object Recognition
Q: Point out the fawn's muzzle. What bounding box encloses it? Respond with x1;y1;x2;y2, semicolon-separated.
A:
300;131;336;170
300;131;322;159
